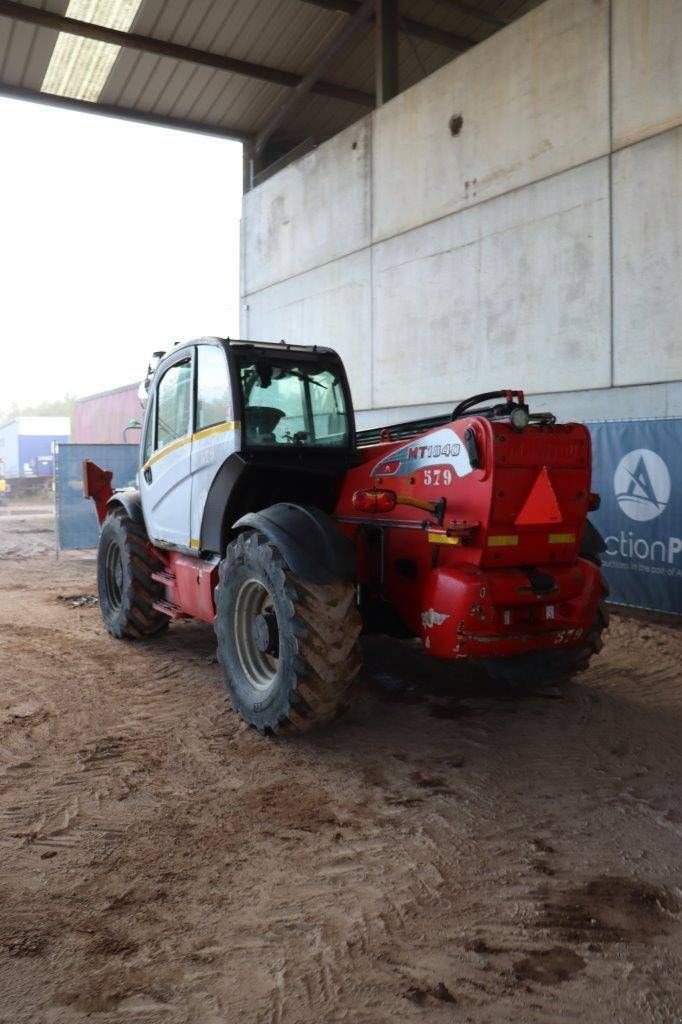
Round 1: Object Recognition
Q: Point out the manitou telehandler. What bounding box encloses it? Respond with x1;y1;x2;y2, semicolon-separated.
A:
84;338;608;734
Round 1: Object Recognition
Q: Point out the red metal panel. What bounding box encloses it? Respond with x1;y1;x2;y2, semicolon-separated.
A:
163;552;218;624
418;558;602;660
73;384;142;444
82;459;114;524
335;415;598;659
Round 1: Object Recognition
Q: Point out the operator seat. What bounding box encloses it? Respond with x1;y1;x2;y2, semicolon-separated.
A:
244;406;285;445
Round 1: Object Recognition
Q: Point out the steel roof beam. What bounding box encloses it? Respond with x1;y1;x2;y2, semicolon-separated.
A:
0;0;374;108
297;0;475;52
431;1;508;30
255;0;376;155
0;81;251;141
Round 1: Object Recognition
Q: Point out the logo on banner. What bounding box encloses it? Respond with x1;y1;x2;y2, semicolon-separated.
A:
613;448;671;522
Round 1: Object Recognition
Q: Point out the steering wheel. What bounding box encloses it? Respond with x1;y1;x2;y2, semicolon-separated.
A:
452;390;526;421
284;430;309;445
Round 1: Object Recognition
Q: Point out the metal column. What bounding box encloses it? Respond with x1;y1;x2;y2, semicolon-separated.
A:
375;0;399;105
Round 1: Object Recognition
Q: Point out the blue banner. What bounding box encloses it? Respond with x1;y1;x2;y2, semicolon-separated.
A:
587;419;681;615
55;444;138;551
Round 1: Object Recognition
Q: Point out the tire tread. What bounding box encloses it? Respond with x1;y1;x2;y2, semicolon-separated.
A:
97;508;168;641
215;532;362;734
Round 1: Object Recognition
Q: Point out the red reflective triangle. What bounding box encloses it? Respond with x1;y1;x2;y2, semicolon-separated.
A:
515;466;563;525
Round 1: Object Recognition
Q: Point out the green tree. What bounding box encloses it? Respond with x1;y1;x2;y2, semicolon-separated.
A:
0;394;76;425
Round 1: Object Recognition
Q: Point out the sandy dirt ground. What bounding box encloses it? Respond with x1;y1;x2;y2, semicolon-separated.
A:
1;516;681;1024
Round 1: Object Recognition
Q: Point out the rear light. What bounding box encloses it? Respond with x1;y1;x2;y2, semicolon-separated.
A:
352;488;397;513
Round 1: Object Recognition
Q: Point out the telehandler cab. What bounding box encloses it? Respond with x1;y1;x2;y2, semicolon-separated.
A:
84;338;608;734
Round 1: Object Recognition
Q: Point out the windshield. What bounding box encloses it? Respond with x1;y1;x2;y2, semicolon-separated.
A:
237;357;350;448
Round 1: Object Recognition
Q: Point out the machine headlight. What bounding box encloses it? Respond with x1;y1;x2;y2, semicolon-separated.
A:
510;406;530;431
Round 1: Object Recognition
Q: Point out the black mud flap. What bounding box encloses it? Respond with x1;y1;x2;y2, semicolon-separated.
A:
107;487;144;525
233;503;356;585
580;518;606;558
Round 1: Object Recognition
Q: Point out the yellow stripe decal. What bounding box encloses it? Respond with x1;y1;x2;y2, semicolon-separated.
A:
487;535;519;547
142;434;191;470
193;421;240;442
427;532;461;546
549;532;576;544
189;538;201;549
141;421;240;471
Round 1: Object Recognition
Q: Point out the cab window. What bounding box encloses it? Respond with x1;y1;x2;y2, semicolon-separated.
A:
237;356;349;448
156;358;191;450
196;345;231;431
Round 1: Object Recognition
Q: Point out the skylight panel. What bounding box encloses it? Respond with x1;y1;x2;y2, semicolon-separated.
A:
41;0;143;103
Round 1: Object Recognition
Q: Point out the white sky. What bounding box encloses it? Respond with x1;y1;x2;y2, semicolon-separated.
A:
0;95;242;413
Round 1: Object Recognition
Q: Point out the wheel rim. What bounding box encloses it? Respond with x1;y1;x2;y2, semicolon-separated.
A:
234;578;280;690
104;541;124;610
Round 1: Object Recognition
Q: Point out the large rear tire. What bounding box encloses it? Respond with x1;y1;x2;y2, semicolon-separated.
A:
214;531;362;734
97;508;169;640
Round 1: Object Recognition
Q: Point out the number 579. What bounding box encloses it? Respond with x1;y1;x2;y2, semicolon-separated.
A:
423;468;452;487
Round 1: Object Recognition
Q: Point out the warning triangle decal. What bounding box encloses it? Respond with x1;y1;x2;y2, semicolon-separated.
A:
515;466;563;526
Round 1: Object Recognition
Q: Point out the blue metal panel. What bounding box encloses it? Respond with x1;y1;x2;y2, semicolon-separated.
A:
55;444;139;551
18;434;70;477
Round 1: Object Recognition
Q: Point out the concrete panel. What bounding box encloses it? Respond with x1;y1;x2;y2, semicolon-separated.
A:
371;0;609;242
529;381;682;422
612;0;682;149
372;159;610;408
354;381;682;432
613;128;682;387
244;249;373;410
242;120;371;296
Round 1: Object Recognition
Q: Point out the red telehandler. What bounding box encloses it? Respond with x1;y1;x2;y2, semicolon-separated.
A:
84;338;608;734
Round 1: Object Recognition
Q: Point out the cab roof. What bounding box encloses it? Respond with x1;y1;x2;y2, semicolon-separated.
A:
168;337;338;358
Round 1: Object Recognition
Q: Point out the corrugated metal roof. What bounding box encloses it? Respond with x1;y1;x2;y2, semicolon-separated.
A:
0;0;542;157
0;2;66;91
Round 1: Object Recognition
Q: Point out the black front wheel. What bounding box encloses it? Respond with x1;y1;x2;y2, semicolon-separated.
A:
214;531;362;734
97;508;169;640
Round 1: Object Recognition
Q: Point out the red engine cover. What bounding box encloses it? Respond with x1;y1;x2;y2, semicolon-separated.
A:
336;415;599;660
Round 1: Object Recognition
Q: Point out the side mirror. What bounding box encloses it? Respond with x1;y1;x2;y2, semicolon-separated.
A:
139;350;166;407
123;420;142;443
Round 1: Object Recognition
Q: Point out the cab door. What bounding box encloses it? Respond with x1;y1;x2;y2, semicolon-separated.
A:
189;342;239;550
140;351;193;548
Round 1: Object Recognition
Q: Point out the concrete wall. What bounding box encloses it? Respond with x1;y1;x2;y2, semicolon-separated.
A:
241;0;682;426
